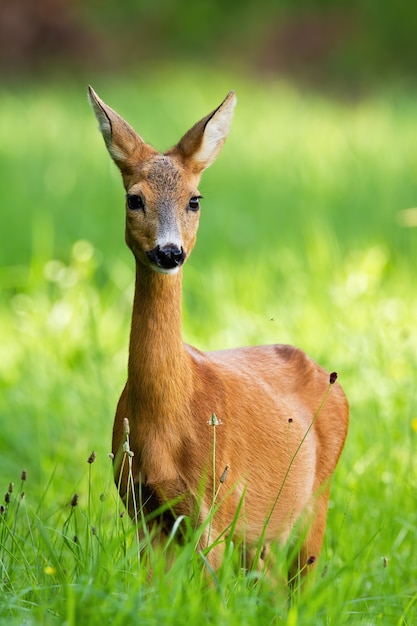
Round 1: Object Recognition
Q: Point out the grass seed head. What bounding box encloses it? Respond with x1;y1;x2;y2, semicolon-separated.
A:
208;413;222;426
220;464;230;484
87;450;96;464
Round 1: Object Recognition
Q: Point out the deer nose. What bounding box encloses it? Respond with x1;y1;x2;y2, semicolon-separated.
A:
146;244;186;271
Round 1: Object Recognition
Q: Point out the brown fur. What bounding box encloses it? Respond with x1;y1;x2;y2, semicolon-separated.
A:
88;87;349;578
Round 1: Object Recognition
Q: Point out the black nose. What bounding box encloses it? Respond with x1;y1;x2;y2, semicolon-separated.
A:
146;244;186;271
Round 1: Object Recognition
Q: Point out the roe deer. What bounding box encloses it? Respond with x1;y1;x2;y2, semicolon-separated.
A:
88;87;349;579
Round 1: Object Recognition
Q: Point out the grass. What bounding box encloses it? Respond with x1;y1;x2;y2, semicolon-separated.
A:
1;65;417;624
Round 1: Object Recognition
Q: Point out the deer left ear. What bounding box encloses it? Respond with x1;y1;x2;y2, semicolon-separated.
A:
173;91;237;173
88;86;153;174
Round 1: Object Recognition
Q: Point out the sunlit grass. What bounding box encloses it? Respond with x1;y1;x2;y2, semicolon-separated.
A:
1;66;417;623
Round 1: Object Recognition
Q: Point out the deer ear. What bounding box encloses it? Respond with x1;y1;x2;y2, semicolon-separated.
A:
88;86;152;171
173;91;237;173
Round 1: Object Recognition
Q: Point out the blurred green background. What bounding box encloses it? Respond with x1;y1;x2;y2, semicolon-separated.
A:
0;1;417;616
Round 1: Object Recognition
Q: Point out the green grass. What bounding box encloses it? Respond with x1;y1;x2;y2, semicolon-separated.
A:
1;65;417;624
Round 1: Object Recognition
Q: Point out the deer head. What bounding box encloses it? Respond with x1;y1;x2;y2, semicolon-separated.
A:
89;87;237;274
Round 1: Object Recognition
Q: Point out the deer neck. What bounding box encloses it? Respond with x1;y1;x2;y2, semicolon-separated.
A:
127;262;192;423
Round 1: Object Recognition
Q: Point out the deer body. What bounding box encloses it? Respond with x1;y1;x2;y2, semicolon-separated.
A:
89;87;349;576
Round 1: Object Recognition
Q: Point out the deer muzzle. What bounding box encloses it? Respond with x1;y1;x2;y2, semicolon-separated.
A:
146;244;186;272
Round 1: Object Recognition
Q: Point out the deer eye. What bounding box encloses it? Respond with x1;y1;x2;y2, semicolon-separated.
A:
126;194;144;211
188;196;201;212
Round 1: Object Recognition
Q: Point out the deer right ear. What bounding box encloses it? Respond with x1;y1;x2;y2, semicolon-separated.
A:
174;91;237;173
88;86;150;171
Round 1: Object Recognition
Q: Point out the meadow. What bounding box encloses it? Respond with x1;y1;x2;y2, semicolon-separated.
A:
0;66;416;624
